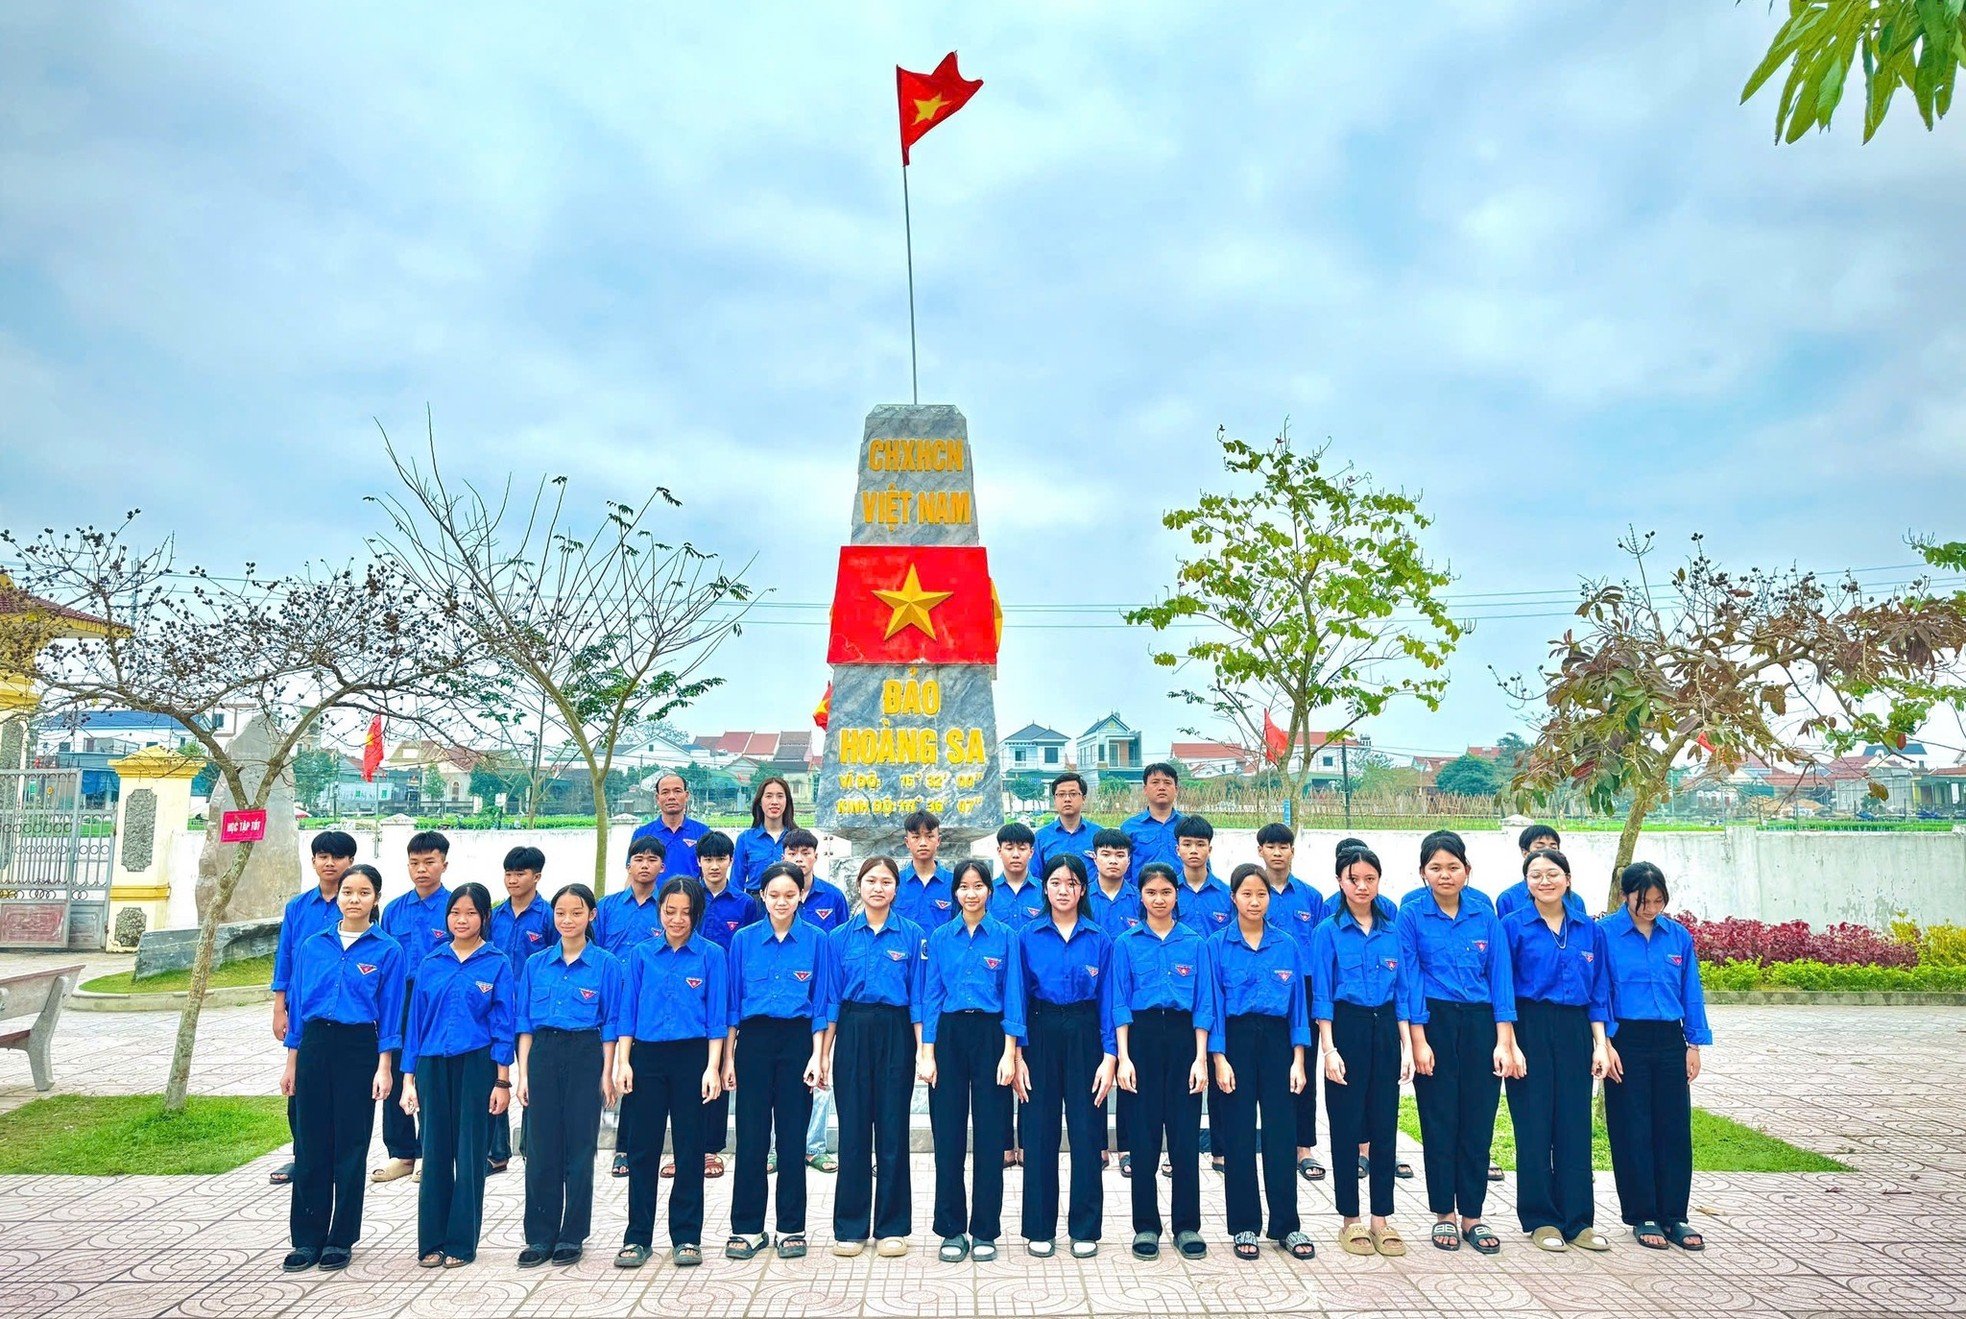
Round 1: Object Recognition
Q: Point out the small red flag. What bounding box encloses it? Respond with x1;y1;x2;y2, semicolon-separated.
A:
1263;711;1288;765
813;683;832;732
361;714;384;783
1695;730;1715;754
897;53;983;164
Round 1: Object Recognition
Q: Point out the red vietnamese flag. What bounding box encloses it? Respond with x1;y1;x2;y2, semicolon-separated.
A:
827;546;999;665
898;53;983;164
813;682;832;731
361;714;384;783
1263;711;1289;765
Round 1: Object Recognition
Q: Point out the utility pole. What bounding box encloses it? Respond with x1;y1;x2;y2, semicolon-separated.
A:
1340;738;1352;830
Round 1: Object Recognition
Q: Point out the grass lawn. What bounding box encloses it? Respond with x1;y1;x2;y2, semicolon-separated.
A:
1396;1095;1848;1173
0;1095;290;1175
82;954;275;996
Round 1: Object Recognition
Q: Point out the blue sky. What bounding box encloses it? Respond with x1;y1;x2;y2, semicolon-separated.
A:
5;3;1966;763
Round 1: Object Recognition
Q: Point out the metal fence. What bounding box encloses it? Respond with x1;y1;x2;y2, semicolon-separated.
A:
0;768;116;950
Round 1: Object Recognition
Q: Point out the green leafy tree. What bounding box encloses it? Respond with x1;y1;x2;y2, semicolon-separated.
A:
1509;531;1966;905
1434;754;1499;798
1006;772;1047;804
291;747;339;811
1745;0;1966;143
1125;423;1463;808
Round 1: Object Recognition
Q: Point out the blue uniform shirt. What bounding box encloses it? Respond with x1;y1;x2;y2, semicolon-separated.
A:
728;918;832;1023
1310;904;1407;1021
1019;917;1117;1054
731;826;787;892
987;878;1047;929
1495;879;1586;922
517;941;626;1037
921;915;1027;1044
594;887;666;956
272;887;344;993
1599;909;1712;1045
698;883;761;950
380;884;452;968
1203;925;1311;1052
1174;875;1235;937
620;934;729;1042
1120;809;1183;884
894;865;956;930
629;815;711;879
1264;877;1326;962
1033;817;1102;875
401;942;516;1075
1110;921;1210;1025
1505;907;1612;1022
490;896;555;979
1088;880;1145;937
825;913;927;1022
797;876;850;933
1396;888;1516;1024
284;924;407;1051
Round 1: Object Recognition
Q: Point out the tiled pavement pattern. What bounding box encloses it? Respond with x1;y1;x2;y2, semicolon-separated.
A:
1;997;1962;1318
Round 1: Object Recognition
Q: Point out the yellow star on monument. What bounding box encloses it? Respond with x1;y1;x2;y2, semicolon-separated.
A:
912;94;947;125
873;565;953;640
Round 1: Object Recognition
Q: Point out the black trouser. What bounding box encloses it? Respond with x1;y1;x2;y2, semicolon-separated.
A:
1217;1013;1299;1239
624;1038;709;1248
1506;999;1595;1238
415;1047;494;1261
489;1103;526;1164
523;1028;604;1248
1327;999;1399;1219
1293;974;1319;1148
291;1021;378;1251
703;1088;731;1159
1604;1018;1693;1227
381;982;420;1161
1124;1008;1201;1237
833;1002;914;1241
1023;999;1104;1243
732;1015;815;1236
929;1010;1010;1241
1414;998;1502;1219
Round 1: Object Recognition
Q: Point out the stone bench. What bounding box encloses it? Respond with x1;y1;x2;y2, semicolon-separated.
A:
0;963;82;1092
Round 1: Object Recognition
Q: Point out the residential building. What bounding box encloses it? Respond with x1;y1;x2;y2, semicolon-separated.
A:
1001;723;1070;775
1076;713;1142;784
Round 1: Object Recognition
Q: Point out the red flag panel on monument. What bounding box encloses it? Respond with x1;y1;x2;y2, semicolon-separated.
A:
827;546;999;666
897;53;983;164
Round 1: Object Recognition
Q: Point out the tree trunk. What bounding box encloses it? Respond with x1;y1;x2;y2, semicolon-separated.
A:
1607;784;1657;911
591;773;610;896
162;841;254;1113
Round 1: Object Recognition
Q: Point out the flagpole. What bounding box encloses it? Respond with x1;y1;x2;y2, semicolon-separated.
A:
901;161;919;405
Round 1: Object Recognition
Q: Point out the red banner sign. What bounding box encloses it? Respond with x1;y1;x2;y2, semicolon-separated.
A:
219;810;268;844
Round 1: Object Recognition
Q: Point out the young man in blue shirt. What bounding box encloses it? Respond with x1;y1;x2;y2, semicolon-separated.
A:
895;810;956;931
488;845;554;1173
269;829;359;1187
373;830;452;1185
1121;763;1184;885
1034;773;1100;875
630;772;710;880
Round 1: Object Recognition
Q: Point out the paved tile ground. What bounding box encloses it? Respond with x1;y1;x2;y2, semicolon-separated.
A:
1;975;1961;1317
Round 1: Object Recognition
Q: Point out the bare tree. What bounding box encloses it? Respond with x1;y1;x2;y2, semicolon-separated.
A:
0;516;478;1111
367;420;758;890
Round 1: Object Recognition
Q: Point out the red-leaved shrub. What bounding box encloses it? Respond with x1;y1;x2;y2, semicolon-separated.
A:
1674;912;1918;968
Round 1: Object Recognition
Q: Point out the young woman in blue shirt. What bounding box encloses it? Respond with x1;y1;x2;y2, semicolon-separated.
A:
1207;863;1314;1261
614;875;728;1269
1016;853;1117;1259
400;882;516;1269
1398;831;1521;1255
724;861;831;1261
732;774;795;892
1503;847;1613;1253
919;857;1026;1263
825;855;927;1258
1601;861;1712;1252
1111;862;1210;1259
281;863;403;1272
1311;846;1412;1258
514;882;624;1267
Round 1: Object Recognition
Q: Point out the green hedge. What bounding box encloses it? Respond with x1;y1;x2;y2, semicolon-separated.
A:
1709;958;1966;992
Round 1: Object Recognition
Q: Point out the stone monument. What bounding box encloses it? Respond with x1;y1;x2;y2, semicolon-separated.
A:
815;404;1003;869
195;713;302;921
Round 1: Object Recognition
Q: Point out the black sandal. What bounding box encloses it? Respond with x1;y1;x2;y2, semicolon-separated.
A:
777;1234;807;1260
1431;1222;1461;1251
611;1153;630;1178
1633;1220;1669;1250
1280;1231;1315;1260
1463;1223;1501;1255
1664;1221;1705;1252
725;1233;766;1261
614;1245;650;1269
1232;1231;1260;1260
269;1161;294;1186
1394;1160;1415;1179
1297;1156;1326;1182
674;1243;703;1267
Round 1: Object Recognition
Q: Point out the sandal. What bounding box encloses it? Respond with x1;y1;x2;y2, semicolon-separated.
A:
777;1234;806;1260
1568;1228;1611;1252
1026;1239;1055;1258
1119;1152;1132;1178
1232;1230;1260;1261
807;1153;838;1173
1002;1150;1020;1169
417;1252;445;1269
1463;1223;1501;1255
1487;1162;1504;1182
1297;1156;1326;1182
269;1161;294;1186
1633;1220;1669;1251
1529;1226;1567;1252
1339;1222;1374;1256
1070;1239;1098;1259
1395;1160;1415;1179
611;1153;630;1178
725;1233;767;1260
704;1153;726;1179
661;1160;676;1179
1175;1230;1207;1258
1431;1221;1462;1251
614;1244;651;1268
441;1255;470;1269
1132;1230;1159;1259
1372;1225;1406;1257
674;1243;703;1267
939;1235;969;1263
372;1158;417;1183
971;1239;998;1262
1664;1221;1706;1252
1280;1230;1315;1260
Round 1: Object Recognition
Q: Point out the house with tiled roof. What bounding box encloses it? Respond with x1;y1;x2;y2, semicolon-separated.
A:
1001;723;1070;775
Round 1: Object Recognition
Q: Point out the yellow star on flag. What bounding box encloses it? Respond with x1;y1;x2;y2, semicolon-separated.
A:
912;94;947;124
873;565;954;639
